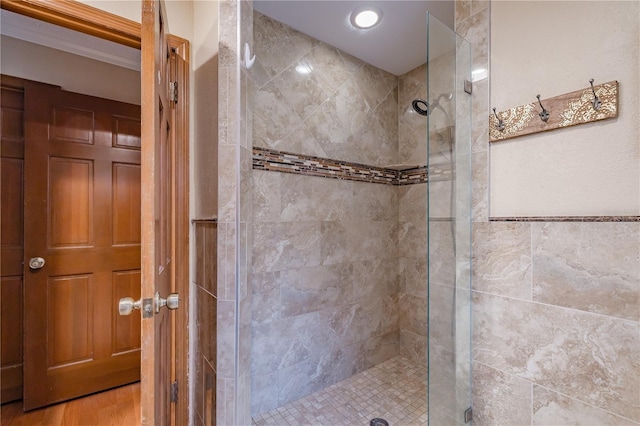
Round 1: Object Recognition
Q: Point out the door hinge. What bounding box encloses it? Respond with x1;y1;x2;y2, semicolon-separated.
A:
464;407;473;423
170;380;178;403
169;81;178;103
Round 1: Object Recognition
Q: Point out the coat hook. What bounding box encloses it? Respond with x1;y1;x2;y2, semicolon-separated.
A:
492;107;505;131
536;94;550;122
589;79;602;110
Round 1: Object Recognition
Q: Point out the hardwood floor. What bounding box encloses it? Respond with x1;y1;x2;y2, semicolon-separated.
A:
0;382;140;426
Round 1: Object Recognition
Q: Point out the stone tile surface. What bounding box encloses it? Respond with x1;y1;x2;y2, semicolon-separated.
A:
252;356;427;426
253;12;398;168
473;222;532;299
472;361;532;426
532;222;640;321
533;386;639;426
473;291;640;422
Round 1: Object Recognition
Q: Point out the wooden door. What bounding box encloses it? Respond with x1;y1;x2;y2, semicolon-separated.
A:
1;77;26;404
140;0;176;424
22;81;142;410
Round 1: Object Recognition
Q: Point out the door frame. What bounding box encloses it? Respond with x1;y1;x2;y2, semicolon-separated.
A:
0;1;190;422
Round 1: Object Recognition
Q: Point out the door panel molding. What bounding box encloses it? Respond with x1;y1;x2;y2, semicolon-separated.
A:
23;82;143;410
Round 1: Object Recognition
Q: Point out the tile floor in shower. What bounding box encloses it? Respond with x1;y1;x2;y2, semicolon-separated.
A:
252;356;428;426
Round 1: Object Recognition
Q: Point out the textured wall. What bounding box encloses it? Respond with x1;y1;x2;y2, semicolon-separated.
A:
489;1;640;216
398;64;427;166
472;222;640;424
250;12;403;416
397;64;428;365
252;12;398;168
216;1;254;425
193;0;219;219
456;0;640;424
251;172;399;415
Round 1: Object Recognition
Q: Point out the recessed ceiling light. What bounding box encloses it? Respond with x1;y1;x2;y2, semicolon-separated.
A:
350;6;383;29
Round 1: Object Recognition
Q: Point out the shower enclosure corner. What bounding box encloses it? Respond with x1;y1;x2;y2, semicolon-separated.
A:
425;12;473;426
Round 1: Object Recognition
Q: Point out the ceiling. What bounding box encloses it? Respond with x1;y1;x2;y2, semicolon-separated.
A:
0;9;141;71
253;1;455;76
1;1;454;77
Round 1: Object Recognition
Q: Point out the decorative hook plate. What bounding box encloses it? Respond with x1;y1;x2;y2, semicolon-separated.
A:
489;80;618;142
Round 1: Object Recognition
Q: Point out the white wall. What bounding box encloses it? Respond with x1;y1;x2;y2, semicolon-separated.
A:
490;1;639;216
78;0;193;41
78;0;141;22
192;1;219;219
80;0;219;218
1;35;141;104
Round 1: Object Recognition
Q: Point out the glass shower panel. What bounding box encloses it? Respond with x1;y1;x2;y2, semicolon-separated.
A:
426;12;472;426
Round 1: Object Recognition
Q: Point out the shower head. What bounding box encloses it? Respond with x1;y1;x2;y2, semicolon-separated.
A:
411;99;430;116
411;92;453;116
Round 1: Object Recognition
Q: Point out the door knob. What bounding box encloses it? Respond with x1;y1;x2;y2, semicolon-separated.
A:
118;297;153;318
28;257;46;270
155;292;179;313
118;297;141;316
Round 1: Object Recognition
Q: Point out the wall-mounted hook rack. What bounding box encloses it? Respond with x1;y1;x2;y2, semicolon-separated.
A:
489;80;618;142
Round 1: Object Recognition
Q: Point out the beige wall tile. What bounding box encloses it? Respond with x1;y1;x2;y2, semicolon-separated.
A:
473;222;532;299
253;12;399;167
216;377;235;426
472;150;489;222
456;7;489;77
472;362;532;426
217;222;237;301
252;221;322;273
279;264;353;317
217;145;238;224
533;385;638;426
253;12;316;80
455;0;471;26
473;291;640;422
216;299;236;379
532;223;640;321
399;330;426;365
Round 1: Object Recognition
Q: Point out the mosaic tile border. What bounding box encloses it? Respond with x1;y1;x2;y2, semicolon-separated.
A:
253;147;433;186
491;216;640;222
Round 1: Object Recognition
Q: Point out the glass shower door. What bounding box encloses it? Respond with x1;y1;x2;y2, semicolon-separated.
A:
426;12;473;426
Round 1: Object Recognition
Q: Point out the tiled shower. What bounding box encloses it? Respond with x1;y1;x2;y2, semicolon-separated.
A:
250;11;433;417
196;1;640;425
